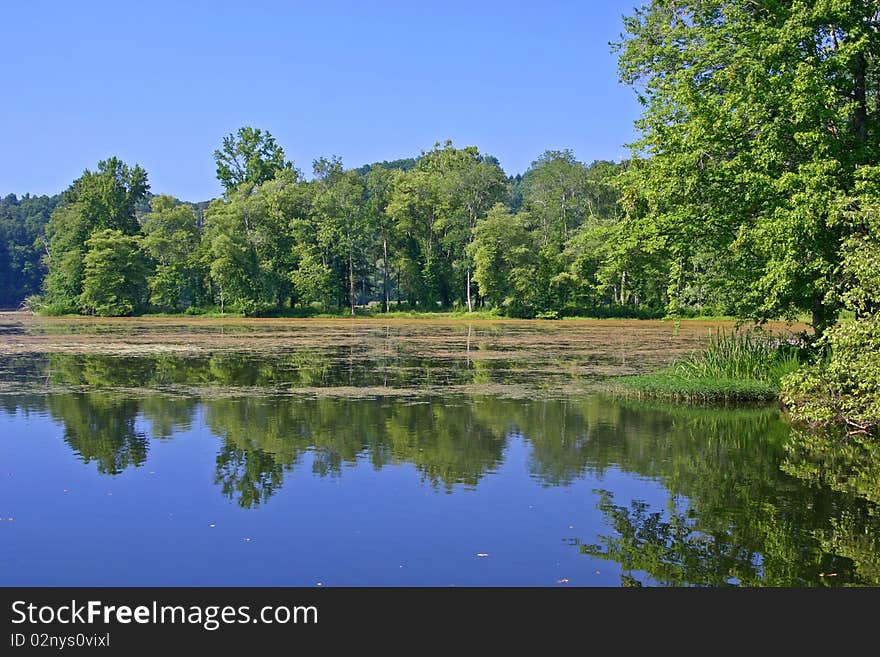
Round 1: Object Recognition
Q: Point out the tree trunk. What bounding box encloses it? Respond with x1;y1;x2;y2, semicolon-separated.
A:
812;295;827;338
383;236;389;313
853;53;868;144
349;250;355;316
466;268;473;312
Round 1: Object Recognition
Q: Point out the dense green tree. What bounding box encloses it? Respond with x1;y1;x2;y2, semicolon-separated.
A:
522;150;591;246
432;144;507;311
43;157;149;312
79;229;149;316
141;195;203;312
201;168;303;314
615;1;880;333
0;193;60;307
781;168;880;433
214;126;293;192
468;203;535;314
364;164;396;311
387;141;505;309
311;158;371;315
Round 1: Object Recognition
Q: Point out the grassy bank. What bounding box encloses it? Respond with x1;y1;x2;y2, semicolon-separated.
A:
613;330;804;403
38;306;752;322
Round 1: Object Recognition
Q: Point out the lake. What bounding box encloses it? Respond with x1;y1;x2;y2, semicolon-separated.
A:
1;313;877;586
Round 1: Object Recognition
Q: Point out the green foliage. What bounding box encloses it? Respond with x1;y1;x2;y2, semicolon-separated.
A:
310;157;371;315
619;330;803;402
0;193;60;308
781;317;880;432
202;169;303;315
615;1;880;334
79;229;149;316
386;140;507;309
781;167;880;433
468;204;534;312
44;157;149;312
213;126;293;192
141;195;203;312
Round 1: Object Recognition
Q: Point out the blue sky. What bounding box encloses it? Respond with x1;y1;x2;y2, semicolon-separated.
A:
1;1;643;201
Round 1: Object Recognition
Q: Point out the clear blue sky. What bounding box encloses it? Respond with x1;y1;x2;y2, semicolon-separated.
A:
1;0;643;201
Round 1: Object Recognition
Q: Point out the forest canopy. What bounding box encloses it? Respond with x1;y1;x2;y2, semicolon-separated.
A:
7;139;637;319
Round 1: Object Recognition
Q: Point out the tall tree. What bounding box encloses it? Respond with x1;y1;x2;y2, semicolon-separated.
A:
468;203;535;314
141;195;203;312
311;157;370;316
522;150;590;246
364;165;395;312
214;126;293;192
387;141;505;310
79;229;149;316
43;157;149;312
615;1;880;334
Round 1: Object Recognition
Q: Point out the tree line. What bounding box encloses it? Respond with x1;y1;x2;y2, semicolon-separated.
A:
13;133;644;319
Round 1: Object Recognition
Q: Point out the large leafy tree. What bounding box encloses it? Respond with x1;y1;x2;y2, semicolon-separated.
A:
214;126;293;192
141;195;203;312
43;157;149;312
202;167;305;314
782;167;880;432
364;164;396;312
386;141;505;309
79;229;149;316
616;1;880;334
310;157;371;315
522;150;591;247
468;203;535;314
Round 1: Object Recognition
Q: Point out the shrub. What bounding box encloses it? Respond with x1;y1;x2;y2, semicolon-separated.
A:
781;317;880;433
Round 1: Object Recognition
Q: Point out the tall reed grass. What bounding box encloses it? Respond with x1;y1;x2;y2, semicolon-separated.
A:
671;330;802;383
615;330;805;402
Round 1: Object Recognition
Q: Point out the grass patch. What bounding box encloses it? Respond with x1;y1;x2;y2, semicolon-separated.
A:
616;373;777;402
613;329;805;403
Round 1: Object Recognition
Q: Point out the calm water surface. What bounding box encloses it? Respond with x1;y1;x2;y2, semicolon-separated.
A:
1;315;876;586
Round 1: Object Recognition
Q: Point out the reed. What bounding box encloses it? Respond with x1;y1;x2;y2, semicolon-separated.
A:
615;329;804;403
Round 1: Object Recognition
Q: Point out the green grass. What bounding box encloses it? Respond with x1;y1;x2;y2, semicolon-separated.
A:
616;374;778;402
614;330;805;403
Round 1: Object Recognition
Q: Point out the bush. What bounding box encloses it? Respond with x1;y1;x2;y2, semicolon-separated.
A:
38;302;78;316
20;295;45;313
781;317;880;433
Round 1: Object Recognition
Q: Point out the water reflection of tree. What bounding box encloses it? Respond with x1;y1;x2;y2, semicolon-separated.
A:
202;397;508;504
576;403;880;587
782;426;880;585
215;444;284;509
45;394;148;475
43;350;477;390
